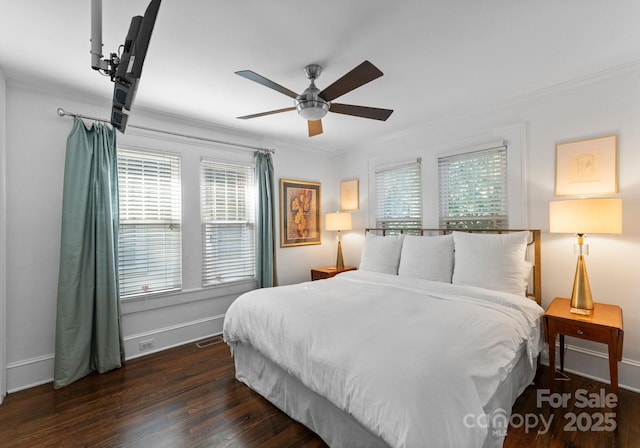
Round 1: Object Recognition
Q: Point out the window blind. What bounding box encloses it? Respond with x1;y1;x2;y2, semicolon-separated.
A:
438;145;508;229
201;159;255;286
375;159;422;231
117;149;182;299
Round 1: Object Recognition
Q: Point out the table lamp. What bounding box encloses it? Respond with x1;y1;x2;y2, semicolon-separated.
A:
549;198;622;315
325;212;352;270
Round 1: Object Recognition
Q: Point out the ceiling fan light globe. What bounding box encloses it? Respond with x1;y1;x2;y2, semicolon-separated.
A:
296;100;329;120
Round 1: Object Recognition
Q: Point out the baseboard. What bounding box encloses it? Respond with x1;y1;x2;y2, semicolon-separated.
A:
5;314;226;393
6;353;55;393
540;342;640;393
123;314;225;360
9;326;638;396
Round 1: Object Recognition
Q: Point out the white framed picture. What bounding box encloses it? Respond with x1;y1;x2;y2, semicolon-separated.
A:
555;135;617;196
340;179;359;211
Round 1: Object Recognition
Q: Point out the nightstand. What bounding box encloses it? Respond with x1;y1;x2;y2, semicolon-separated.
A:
544;297;624;397
310;266;357;281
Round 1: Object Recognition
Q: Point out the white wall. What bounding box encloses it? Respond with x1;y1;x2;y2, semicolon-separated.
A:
333;64;640;391
6;65;639;395
0;68;7;403
3;80;335;392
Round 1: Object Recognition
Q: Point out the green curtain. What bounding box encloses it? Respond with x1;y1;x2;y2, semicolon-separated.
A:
254;151;278;288
53;118;124;389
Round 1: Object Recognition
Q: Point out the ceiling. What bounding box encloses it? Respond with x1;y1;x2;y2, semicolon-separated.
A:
1;1;639;152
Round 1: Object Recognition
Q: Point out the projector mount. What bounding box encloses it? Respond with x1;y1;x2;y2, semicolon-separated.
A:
90;0;119;80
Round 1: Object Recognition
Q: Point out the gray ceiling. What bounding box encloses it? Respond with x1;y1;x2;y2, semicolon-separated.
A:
1;1;639;152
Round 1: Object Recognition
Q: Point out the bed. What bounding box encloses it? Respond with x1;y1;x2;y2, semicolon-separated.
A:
223;229;544;448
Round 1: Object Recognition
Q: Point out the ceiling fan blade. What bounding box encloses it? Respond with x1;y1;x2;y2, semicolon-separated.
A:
308;119;323;137
237;107;296;119
329;103;393;121
235;70;299;99
318;61;384;102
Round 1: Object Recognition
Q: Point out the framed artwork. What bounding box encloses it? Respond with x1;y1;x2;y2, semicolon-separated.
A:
280;179;321;247
340;179;359;211
555;135;618;196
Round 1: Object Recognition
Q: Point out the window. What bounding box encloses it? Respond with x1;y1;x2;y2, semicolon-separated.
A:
201;159;255;286
117;149;182;299
438;144;508;229
374;159;422;232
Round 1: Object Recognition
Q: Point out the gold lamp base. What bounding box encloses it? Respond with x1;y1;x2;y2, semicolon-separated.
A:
569;254;593;315
335;240;345;270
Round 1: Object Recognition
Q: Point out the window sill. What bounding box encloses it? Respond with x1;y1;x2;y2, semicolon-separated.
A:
120;279;257;315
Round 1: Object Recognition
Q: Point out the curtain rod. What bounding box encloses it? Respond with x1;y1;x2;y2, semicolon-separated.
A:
56;108;275;154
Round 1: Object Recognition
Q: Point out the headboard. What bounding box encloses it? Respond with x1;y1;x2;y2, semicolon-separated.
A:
364;228;542;306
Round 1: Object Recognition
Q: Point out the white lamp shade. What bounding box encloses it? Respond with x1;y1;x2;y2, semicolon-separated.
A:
325;212;352;231
549;198;622;234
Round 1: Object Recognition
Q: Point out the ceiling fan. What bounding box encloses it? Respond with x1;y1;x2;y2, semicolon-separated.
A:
235;61;393;137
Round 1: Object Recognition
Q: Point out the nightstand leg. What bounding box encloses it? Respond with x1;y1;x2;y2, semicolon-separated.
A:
548;325;556;393
559;334;565;372
608;334;619;398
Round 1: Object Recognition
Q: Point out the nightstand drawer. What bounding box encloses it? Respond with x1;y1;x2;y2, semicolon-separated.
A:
311;270;328;281
552;319;610;343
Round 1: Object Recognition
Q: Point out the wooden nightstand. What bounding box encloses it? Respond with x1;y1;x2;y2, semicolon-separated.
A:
544;297;624;398
310;266;357;281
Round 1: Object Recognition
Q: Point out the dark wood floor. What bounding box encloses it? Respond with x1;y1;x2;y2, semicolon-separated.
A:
1;338;638;447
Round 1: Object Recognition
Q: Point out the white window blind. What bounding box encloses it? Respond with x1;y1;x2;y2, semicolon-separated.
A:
438;144;508;229
117;149;182;299
375;159;422;231
201;159;255;286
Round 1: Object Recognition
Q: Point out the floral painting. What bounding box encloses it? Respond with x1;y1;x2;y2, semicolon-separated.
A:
280;179;321;247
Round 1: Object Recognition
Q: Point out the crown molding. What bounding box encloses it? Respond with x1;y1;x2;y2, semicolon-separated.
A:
495;59;640;109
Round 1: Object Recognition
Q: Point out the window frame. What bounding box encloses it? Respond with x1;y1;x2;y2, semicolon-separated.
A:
200;158;256;287
113;132;258;316
431;126;527;229
117;147;183;300
371;158;423;233
437;143;509;229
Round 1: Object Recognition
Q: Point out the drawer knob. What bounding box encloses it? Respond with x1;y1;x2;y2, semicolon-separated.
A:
577;329;584;335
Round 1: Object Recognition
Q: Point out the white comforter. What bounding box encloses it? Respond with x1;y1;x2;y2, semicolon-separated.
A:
223;271;544;448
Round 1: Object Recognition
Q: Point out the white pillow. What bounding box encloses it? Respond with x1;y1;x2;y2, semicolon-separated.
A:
398;234;454;282
452;231;530;295
359;233;405;274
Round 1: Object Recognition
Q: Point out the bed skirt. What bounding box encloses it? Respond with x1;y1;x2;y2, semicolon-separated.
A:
229;341;537;448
